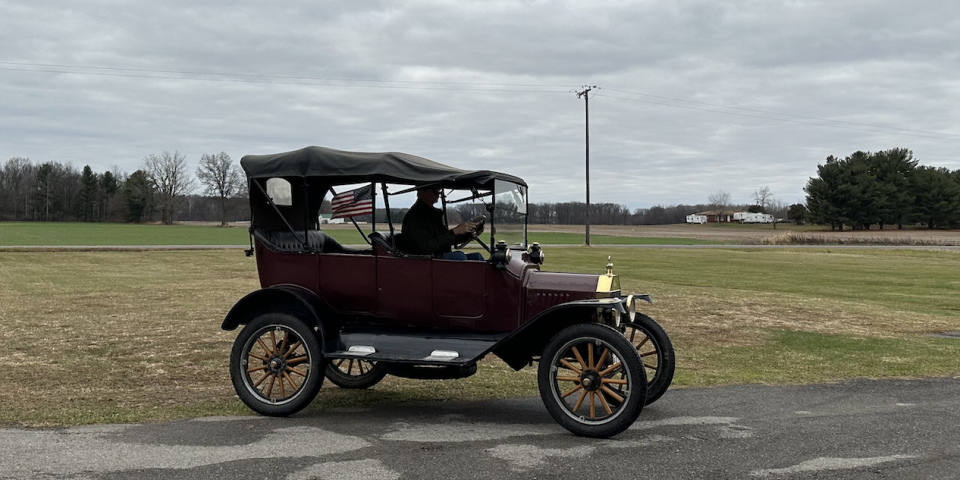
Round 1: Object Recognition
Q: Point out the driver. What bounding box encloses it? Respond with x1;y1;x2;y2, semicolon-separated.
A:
401;186;485;260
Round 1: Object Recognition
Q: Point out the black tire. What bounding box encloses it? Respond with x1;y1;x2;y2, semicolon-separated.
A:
325;359;389;389
229;313;323;416
622;313;675;405
537;323;647;438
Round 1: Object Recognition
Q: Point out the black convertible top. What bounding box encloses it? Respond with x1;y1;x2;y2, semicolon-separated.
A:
240;146;526;188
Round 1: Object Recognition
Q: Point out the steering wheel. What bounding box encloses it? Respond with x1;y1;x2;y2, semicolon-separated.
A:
454;215;486;249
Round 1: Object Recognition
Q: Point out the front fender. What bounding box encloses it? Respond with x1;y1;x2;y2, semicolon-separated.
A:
221;285;329;341
491;298;625;370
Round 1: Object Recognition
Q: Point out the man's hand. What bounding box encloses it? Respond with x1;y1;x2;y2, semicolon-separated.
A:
452;221;477;236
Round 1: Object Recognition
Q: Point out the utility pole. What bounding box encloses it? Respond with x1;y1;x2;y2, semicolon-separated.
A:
576;86;596;246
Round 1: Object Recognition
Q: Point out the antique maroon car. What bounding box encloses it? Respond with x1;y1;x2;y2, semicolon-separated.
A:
223;146;674;438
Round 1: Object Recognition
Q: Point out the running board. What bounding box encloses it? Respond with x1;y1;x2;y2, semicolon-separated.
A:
325;328;507;366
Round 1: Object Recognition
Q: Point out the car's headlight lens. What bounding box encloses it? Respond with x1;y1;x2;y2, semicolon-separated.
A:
626;295;636;322
611;307;621;328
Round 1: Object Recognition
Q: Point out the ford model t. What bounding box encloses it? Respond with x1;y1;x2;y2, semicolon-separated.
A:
223;146;674;438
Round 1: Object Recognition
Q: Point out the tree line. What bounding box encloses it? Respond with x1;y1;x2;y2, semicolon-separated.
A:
0;152;249;225
805;148;960;230
3;152;786;228
12;147;952;230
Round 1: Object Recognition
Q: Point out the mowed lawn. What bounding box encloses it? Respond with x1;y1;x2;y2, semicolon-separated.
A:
0;222;722;247
550;248;960;385
1;246;959;426
0;222;252;246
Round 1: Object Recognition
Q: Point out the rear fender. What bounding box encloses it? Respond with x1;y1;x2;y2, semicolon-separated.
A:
492;299;623;370
221;285;330;343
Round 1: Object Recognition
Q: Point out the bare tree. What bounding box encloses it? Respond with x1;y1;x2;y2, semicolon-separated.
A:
753;186;777;229
753;186;773;211
196;152;242;227
144;151;195;225
2;157;35;220
707;190;732;223
768;197;787;229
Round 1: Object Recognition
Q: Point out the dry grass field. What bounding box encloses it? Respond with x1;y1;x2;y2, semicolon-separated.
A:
2;243;959;427
0;250;542;426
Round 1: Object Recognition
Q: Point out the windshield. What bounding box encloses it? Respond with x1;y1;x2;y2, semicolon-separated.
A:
493;180;527;247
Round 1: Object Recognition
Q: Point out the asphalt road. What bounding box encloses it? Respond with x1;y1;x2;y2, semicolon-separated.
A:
2;378;959;479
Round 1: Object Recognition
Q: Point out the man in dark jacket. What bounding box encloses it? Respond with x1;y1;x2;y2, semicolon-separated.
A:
401;186;484;260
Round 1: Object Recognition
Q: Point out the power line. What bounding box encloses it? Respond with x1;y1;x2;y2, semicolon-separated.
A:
594;92;960;142
3;60;958;141
0;66;568;92
603;87;960;139
0;61;571;91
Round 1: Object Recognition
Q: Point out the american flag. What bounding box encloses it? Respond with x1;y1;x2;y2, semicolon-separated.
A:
331;185;374;219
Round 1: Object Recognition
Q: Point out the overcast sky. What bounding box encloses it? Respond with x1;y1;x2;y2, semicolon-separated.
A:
2;0;959;209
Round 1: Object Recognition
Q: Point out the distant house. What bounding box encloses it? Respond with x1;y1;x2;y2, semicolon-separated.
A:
686;214;708;224
694;210;736;223
733;212;774;224
319;214;344;224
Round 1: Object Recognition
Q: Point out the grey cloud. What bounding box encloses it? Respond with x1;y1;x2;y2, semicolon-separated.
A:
1;0;959;209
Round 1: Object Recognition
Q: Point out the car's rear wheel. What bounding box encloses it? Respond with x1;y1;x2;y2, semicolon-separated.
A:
621;313;675;405
538;323;646;438
325;359;389;389
230;313;323;416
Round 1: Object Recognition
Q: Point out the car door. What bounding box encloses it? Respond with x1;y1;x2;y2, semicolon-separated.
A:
432;258;486;319
375;255;434;326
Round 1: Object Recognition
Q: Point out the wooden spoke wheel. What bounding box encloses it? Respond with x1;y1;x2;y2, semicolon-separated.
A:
620;313;675;406
538;323;646;438
230;313;323;416
325;358;389;389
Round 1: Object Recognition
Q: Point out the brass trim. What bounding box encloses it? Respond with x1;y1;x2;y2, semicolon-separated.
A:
596;278;620;297
596;255;620;298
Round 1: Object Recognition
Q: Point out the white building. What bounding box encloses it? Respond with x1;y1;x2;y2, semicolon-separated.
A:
686;214;708;224
319;214;345;224
733;212;774;223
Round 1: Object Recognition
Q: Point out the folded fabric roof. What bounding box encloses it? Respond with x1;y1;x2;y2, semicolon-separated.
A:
241;146;526;189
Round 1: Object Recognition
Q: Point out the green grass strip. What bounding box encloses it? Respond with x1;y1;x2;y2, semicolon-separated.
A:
0;222;721;246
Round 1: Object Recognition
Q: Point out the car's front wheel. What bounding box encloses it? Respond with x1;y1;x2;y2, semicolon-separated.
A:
230;313;323;416
538;323;647;438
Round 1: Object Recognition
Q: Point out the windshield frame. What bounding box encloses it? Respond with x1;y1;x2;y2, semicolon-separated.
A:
491;180;529;248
